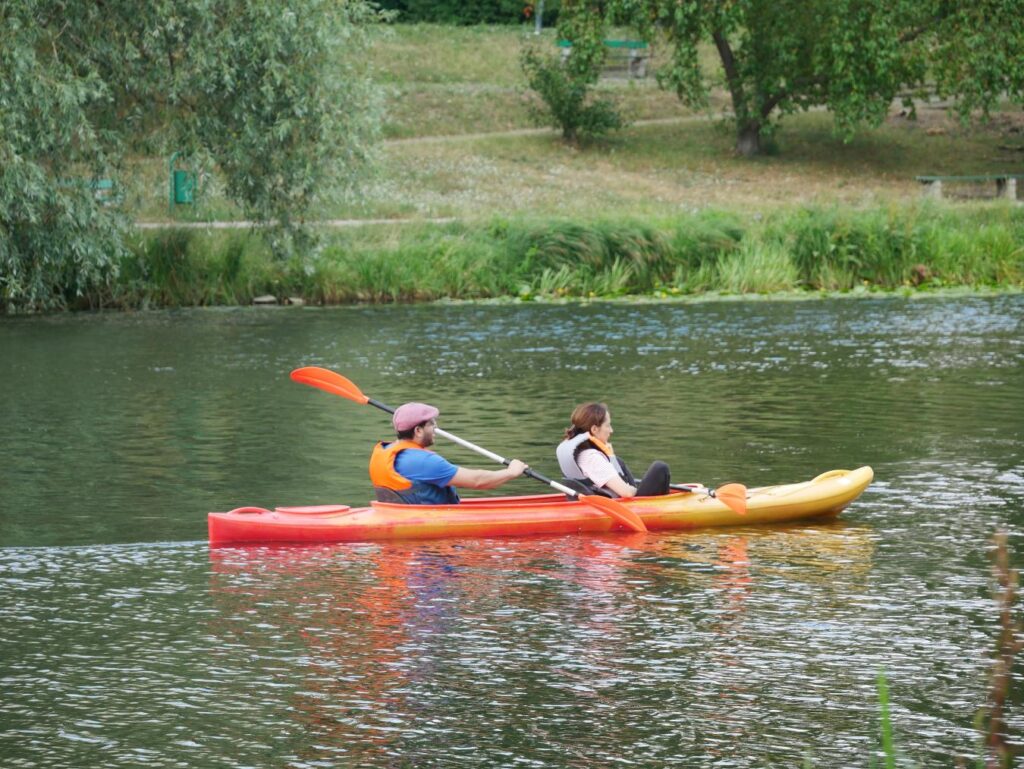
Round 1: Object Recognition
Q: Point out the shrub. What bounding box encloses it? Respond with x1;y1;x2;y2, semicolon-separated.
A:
520;46;624;144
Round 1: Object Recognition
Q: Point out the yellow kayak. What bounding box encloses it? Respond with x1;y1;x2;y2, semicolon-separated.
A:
208;466;873;546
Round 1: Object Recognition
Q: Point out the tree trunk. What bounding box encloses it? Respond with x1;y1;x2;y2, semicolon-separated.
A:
713;31;765;158
736;122;762;157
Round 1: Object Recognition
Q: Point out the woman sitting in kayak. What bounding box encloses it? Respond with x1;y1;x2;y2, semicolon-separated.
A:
370;402;528;505
556;402;670;498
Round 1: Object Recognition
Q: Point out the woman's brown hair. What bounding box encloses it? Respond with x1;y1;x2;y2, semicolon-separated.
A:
564;402;608;441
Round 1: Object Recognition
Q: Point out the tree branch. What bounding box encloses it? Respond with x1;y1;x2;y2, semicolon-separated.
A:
760;75;829;119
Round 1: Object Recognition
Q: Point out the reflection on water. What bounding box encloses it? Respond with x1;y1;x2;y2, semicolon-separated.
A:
1;295;1022;766
0;523;1002;768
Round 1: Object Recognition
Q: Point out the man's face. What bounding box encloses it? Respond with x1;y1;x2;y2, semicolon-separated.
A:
415;419;437;447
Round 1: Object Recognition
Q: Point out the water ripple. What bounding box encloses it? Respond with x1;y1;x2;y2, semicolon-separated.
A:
1;296;1022;766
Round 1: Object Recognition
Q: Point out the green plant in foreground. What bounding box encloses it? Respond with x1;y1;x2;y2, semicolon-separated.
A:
976;532;1022;769
89;206;1024;309
872;533;1021;769
875;671;897;769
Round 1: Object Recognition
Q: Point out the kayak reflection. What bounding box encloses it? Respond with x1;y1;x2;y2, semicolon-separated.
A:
206;523;873;764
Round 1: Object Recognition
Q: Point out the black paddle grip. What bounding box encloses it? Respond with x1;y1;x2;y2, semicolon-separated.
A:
367;398;395;414
524;468;554;485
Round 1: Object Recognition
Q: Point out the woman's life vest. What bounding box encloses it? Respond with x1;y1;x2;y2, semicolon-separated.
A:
369;440;460;505
555;432;636;494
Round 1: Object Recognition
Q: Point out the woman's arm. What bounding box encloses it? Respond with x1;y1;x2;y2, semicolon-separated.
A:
577;449;637;497
603;475;637;498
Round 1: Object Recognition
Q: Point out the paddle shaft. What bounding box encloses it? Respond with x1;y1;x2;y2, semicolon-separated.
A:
365;397;580;497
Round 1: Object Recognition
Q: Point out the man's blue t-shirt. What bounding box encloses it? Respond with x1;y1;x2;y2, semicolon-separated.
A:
394;448;460;505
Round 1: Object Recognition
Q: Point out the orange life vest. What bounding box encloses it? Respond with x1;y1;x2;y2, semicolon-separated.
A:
587;436;615;459
368;439;425;491
368;440;460;505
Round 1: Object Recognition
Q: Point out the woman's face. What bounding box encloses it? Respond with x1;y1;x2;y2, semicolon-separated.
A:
590;411;613;443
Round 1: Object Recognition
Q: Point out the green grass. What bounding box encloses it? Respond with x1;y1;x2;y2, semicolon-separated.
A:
113;230;275;308
368;24;713;138
126;106;1024;224
115;22;1024;225
105;205;1023;308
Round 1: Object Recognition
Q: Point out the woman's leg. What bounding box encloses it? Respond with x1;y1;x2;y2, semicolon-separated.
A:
636;461;670;496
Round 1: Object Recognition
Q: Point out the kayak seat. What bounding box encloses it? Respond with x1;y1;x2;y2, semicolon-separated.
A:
373;486;419;504
275;505;351;515
559;478;615;500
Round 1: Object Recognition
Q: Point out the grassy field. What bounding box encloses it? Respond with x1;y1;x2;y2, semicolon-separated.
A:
110;23;1024;306
134;107;1024;224
128;24;1024;224
367;24;717;138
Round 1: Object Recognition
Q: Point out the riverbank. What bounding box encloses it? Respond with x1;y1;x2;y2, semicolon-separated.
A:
9;23;1024;314
94;203;1023;309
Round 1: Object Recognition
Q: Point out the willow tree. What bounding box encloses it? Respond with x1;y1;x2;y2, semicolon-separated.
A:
1;0;384;312
609;0;1024;156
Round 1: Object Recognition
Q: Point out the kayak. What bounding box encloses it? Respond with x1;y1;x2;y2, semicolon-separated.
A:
207;466;873;546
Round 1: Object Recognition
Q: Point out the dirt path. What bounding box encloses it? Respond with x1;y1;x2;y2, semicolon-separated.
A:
135;217;460;230
383;114;717;145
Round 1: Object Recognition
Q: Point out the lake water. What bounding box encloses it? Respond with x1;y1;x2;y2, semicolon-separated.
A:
2;295;1022;767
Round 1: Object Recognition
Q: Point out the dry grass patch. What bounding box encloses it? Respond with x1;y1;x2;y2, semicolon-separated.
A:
123;103;1024;224
354;107;1024;220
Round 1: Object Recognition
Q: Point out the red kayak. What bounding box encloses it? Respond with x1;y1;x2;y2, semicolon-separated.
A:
208;466;873;546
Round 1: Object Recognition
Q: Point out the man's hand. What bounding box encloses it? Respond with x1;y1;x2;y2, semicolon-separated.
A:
507;459;528;476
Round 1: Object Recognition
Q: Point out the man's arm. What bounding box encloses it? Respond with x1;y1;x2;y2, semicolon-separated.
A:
450;460;527;490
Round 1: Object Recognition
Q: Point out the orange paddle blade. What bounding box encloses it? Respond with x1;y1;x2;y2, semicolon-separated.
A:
581;495;648;533
715;483;748;515
290;367;369;405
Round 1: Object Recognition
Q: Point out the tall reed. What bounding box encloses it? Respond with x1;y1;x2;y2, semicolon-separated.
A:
869;533;1020;769
978;531;1022;769
104;205;1024;308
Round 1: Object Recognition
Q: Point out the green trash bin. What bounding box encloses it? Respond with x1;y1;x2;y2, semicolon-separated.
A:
173;170;195;204
169;152;197;213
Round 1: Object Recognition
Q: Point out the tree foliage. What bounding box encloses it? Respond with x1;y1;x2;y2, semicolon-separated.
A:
0;0;384;312
377;0;545;25
608;0;1024;155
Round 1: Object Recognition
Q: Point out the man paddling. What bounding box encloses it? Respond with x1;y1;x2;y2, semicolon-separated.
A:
370;402;528;504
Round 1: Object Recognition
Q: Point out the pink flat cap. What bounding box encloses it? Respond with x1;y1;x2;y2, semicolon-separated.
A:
393;402;440;431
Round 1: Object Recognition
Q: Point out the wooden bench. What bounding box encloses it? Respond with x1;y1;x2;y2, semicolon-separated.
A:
557;39;650;78
916;174;1023;201
59;177;120;206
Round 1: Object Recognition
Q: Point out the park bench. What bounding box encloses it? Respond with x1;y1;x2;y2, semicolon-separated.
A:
557;39;650;79
915;174;1023;201
89;178;118;205
59;177;120;206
